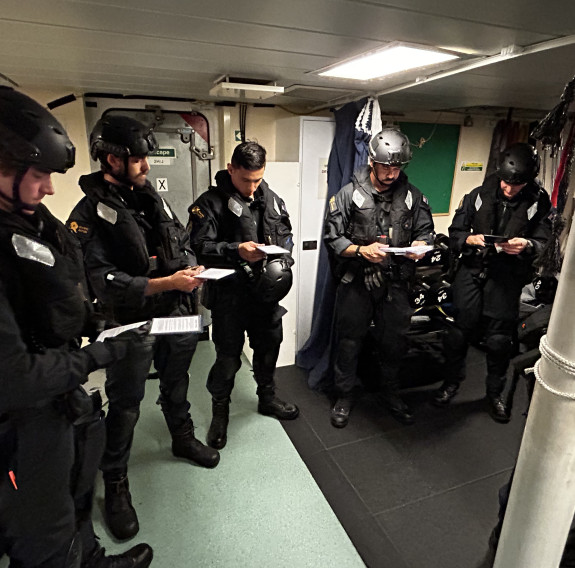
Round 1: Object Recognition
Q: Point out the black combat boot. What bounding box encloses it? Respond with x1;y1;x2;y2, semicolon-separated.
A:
331;397;352;428
431;382;460;407
379;377;414;425
486;396;510;423
85;542;153;568
381;392;415;425
171;419;220;468
207;397;230;450
257;391;299;420
103;474;139;541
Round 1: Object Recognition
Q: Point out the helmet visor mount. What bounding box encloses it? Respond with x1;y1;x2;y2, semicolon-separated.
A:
369;129;412;168
90;115;158;162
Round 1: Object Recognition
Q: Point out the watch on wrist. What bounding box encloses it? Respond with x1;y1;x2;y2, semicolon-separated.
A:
355;245;362;257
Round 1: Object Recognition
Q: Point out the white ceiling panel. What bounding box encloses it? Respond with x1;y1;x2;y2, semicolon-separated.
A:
1;0;574;115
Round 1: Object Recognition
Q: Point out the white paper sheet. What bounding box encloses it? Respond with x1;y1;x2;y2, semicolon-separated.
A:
149;315;202;335
379;245;434;256
196;268;235;280
256;245;290;254
96;321;148;342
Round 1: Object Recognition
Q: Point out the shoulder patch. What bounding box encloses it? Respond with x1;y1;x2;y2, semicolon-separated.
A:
12;234;55;267
352;189;365;209
405;190;413;210
161;197;174;220
190;205;205;219
96;202;118;225
527;202;538;221
68;220;90;235
329;195;338;213
228;197;243;218
422;195;429;205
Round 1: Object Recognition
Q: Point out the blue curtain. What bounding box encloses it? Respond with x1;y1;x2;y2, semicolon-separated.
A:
296;98;368;389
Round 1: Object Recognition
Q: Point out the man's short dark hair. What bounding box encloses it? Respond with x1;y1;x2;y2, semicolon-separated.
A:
231;141;266;170
0;149;18;176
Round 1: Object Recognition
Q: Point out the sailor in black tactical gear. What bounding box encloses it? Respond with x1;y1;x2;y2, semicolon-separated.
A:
0;88;153;568
67;115;219;542
432;143;552;422
324;128;434;428
188;141;299;451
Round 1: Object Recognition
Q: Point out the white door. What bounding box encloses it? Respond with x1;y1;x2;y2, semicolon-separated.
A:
296;117;335;352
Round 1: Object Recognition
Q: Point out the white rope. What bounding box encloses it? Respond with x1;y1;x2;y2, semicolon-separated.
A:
531;334;575;399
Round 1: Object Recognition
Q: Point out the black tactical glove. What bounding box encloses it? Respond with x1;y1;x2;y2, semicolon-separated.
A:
364;265;385;291
82;339;128;372
83;323;151;372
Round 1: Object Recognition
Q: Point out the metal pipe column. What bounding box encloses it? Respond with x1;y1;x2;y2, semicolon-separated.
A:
495;213;575;567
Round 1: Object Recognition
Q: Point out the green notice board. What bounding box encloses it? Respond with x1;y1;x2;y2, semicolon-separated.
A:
399;122;460;215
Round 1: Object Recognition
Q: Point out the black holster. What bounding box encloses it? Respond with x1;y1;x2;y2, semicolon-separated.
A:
54;387;103;426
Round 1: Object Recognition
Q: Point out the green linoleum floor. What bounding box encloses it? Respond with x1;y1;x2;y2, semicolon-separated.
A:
1;340;365;568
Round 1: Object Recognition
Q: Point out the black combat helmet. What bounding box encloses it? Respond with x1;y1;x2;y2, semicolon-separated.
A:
368;128;412;166
497;143;540;184
90;115;158;161
0;87;75;173
255;258;293;303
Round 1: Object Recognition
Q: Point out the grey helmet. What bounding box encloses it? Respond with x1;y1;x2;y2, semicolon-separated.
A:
368;128;412;166
497;143;540;184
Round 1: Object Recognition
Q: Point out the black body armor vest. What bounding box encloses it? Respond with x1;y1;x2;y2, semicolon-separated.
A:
0;205;91;350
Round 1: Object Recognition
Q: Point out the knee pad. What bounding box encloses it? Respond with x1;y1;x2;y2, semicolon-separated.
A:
485;334;513;358
214;354;243;376
444;325;467;352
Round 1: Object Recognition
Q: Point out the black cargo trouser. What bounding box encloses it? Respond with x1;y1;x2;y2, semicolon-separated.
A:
101;331;198;476
0;402;104;568
444;266;517;397
207;287;285;400
332;275;413;396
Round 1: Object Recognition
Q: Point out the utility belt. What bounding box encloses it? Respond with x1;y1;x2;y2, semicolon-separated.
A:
338;257;414;286
459;246;492;285
3;387;103;429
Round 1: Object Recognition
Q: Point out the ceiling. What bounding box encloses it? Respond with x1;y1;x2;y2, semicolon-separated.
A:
2;0;575;117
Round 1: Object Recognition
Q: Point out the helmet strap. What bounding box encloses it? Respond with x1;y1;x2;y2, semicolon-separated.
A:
9;166;39;213
107;155;133;187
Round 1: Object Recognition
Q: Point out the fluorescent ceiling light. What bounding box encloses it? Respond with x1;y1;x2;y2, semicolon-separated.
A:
318;44;459;81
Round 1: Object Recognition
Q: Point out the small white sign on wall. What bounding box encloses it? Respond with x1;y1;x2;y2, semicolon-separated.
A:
156;178;169;192
150;157;172;166
318;158;329;199
149;148;176;166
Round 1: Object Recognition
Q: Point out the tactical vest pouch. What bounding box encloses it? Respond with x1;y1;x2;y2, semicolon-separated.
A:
339;260;360;284
200;280;217;310
71;408;105;502
157;225;185;274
